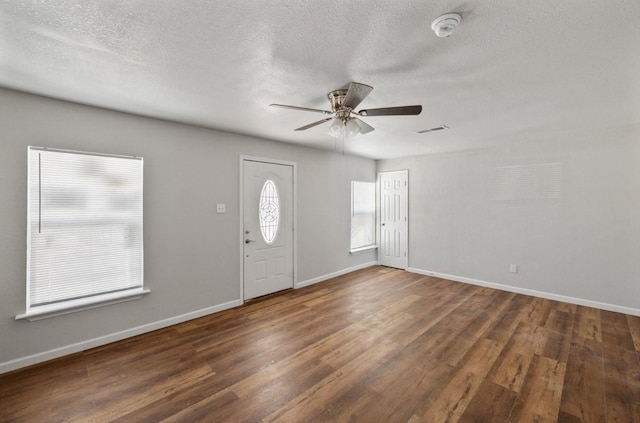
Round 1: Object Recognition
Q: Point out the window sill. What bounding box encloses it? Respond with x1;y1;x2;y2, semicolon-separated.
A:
350;245;377;255
15;289;150;321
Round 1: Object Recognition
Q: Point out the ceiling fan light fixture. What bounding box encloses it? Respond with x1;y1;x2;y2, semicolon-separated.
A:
328;118;361;138
328;118;344;138
344;118;361;138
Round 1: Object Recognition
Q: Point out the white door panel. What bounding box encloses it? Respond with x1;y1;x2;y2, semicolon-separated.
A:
243;160;294;299
378;170;408;269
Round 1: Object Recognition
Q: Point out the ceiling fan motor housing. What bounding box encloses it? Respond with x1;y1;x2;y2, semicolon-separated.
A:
328;90;347;112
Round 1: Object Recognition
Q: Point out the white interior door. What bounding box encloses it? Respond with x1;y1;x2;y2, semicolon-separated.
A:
243;160;294;300
378;170;408;269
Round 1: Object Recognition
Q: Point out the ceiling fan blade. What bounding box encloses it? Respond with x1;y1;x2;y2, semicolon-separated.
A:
270;104;332;115
294;117;334;131
353;118;375;134
342;82;373;109
357;105;422;116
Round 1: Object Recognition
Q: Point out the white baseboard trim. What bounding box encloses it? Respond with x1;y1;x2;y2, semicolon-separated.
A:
296;261;378;289
407;267;640;317
0;299;243;375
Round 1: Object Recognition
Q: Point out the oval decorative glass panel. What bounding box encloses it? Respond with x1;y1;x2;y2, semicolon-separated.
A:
259;180;280;244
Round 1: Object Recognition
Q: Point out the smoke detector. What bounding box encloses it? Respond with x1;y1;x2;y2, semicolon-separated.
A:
431;13;462;38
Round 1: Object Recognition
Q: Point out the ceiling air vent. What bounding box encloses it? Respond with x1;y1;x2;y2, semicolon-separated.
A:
416;125;449;134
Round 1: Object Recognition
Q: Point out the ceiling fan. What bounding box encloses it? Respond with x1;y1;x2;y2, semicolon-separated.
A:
270;82;422;138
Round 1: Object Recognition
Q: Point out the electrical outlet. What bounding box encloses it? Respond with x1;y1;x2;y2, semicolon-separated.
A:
509;264;517;273
216;203;226;214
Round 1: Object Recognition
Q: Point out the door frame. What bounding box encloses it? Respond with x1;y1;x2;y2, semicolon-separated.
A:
377;170;409;269
239;156;297;302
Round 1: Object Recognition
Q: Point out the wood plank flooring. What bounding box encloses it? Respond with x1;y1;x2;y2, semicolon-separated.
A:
1;266;639;422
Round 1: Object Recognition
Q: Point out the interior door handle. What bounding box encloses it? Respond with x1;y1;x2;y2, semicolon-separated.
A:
245;238;256;244
381;223;386;226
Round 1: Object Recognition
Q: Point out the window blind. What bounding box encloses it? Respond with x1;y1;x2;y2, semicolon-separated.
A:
27;147;143;311
350;181;376;251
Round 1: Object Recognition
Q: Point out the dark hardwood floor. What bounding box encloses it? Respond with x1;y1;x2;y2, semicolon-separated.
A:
1;266;639;422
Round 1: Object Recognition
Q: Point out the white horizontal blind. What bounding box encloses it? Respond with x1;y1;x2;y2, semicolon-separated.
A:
350;181;376;250
27;147;143;309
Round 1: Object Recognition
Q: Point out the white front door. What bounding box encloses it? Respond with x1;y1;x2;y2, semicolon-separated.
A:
242;160;294;300
378;170;408;269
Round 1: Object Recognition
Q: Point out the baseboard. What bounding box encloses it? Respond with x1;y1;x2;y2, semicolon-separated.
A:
0;299;243;375
296;261;378;289
407;268;640;317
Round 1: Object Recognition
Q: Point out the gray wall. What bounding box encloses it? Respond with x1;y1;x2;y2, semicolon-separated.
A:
0;88;377;372
378;124;640;314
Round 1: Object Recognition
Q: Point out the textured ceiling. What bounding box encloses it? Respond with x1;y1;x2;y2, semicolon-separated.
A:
1;1;638;159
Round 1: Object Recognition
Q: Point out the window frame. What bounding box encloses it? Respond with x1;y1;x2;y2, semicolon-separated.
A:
17;147;148;321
